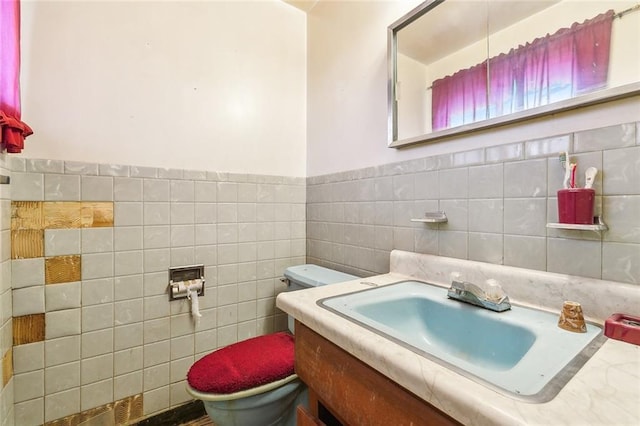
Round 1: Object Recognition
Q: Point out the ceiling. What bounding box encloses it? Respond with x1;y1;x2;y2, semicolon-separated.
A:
280;0;562;65
282;0;319;13
398;1;561;64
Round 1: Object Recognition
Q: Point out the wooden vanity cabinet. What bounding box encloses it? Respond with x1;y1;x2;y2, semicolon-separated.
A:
295;321;461;426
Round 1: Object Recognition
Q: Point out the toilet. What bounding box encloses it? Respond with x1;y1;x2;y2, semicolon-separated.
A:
185;264;357;426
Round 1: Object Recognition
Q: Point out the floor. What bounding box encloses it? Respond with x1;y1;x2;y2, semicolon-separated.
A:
132;401;213;426
179;416;214;426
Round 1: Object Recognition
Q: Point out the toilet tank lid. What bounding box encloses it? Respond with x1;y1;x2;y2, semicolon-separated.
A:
283;264;357;288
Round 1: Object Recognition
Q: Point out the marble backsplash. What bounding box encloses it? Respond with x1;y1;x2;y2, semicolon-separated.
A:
390;250;640;324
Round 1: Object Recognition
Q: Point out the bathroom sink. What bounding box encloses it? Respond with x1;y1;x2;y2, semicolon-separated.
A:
319;280;605;402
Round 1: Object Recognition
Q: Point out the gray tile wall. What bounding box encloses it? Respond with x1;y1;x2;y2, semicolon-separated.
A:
0;153;13;426
307;122;640;285
8;159;305;423
4;121;639;424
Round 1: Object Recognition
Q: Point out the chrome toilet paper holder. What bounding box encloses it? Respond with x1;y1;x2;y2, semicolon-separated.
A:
169;264;205;300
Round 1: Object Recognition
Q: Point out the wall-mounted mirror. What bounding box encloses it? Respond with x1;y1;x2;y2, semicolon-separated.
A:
388;0;640;148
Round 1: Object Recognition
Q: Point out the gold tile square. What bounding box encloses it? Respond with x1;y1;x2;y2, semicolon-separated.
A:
43;394;144;426
78;405;114;425
11;201;44;230
13;314;45;346
11;229;44;259
114;394;144;424
43;202;83;229
45;255;82;284
2;349;12;388
81;202;114;228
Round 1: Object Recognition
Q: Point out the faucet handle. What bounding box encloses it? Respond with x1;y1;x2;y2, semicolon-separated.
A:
484;279;506;303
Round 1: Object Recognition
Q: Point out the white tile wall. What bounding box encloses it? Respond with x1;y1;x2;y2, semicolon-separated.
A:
114;371;142;401
81;329;113;359
114;299;143;326
80;304;113;332
45;388;80;423
81;354;113;385
45;336;81;367
14;397;43;426
81;252;114;279
44;229;81;256
81;228;113;254
100;164;130;177
81;176;113;201
82;278;114;306
11;258;45;288
114;323;143;351
14;370;44;403
13;342;44;374
45;308;81;338
81;378;113;411
114;177;143;201
12;287;45;316
44;174;80;201
45;361;80;394
11;173;44;201
114;226;143;251
8;157;306;422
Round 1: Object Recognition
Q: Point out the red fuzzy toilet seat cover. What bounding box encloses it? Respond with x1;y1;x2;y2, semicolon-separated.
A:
187;332;295;394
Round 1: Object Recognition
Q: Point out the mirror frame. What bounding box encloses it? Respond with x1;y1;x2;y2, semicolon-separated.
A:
388;0;640;148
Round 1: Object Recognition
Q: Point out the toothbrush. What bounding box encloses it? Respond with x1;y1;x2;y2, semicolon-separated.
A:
570;163;577;188
560;152;571;189
584;167;598;189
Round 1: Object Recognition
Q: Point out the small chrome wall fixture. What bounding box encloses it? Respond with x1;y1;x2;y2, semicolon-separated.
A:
168;264;205;300
0;175;10;185
410;211;448;223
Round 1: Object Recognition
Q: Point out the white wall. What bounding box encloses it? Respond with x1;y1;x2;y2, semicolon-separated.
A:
20;0;307;177
397;53;430;138
306;0;640;177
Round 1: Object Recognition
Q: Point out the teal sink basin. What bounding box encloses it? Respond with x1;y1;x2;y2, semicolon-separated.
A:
319;280;604;402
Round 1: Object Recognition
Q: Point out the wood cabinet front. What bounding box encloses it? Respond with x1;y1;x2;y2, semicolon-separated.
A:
295;321;461;426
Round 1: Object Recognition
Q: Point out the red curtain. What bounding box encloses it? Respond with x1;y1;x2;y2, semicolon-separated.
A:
0;0;32;153
432;61;487;131
573;11;614;92
433;10;614;130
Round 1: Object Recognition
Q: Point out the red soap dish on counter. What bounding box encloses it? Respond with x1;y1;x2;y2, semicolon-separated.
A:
604;313;640;346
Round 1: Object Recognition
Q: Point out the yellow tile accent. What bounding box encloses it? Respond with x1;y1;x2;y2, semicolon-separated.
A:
43;393;144;426
13;314;45;346
41;201;114;229
114;393;144;424
2;349;12;388
11;229;44;259
42;202;83;229
81;202;114;228
11;201;44;230
45;255;82;284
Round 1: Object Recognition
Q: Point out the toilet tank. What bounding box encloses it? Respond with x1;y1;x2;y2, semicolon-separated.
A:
282;264;358;332
283;264;358;292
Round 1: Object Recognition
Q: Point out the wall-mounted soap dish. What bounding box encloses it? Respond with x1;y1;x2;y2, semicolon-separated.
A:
411;211;448;223
546;216;608;232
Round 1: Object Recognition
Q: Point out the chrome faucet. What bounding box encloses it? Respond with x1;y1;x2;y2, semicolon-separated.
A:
447;277;511;312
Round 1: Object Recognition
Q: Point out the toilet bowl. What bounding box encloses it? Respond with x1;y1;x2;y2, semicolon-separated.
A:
187;374;307;426
185;264;357;426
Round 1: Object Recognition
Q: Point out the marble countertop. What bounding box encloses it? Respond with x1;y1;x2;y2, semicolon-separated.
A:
276;252;640;426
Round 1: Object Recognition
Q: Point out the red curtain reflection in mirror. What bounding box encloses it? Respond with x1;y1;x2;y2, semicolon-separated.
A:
432;62;488;131
432;10;614;131
0;0;32;153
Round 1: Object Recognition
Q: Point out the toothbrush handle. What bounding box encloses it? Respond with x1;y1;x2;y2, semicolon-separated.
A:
570;165;576;188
